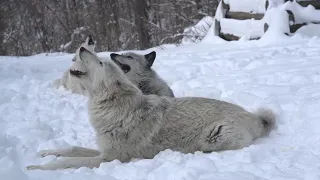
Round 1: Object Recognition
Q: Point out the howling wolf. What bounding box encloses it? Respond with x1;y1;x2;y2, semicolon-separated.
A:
27;47;276;170
53;36;173;97
52;35;96;95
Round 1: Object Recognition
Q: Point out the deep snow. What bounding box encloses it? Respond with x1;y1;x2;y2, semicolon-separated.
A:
1;35;320;180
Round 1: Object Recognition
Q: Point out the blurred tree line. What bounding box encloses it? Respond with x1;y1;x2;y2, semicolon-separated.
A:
0;0;219;56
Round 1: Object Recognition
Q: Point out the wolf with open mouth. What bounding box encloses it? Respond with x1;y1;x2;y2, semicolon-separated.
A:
53;36;174;97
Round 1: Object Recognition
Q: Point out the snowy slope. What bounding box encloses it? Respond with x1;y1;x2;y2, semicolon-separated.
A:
1;35;320;180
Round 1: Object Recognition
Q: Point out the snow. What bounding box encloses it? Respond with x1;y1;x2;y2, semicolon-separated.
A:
214;1;226;21
220;18;265;39
214;0;267;40
214;0;320;41
260;6;291;43
283;1;320;24
267;0;286;9
1;33;320;180
224;0;267;13
295;24;320;38
182;16;215;44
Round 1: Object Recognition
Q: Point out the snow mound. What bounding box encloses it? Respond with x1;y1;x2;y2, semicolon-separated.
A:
295;24;320;38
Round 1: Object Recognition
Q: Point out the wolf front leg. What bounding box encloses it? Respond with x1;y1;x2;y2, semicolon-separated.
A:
38;146;100;157
26;156;106;170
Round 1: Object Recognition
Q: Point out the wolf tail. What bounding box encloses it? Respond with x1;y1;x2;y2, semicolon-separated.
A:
256;108;276;136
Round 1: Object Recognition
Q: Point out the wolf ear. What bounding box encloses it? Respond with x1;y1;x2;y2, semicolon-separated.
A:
145;51;156;68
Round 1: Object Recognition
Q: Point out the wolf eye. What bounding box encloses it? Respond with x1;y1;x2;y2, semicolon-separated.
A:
100;62;103;66
127;56;134;59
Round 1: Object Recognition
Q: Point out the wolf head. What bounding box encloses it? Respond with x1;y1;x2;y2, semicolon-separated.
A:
70;47;139;96
72;35;96;62
109;51;156;76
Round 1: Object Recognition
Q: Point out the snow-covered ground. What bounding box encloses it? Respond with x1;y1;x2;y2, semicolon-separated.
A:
1;35;320;180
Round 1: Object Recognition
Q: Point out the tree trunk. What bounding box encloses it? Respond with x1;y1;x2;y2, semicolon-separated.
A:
134;0;151;49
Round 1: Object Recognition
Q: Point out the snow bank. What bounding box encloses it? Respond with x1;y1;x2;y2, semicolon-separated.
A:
283;1;320;24
295;24;320;38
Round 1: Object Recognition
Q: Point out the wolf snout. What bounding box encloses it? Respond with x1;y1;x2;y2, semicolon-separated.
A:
88;35;94;45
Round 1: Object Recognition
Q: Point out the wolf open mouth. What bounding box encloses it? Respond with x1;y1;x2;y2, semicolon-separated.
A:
69;69;86;77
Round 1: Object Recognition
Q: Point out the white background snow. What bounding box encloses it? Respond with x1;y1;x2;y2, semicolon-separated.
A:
214;0;320;40
1;32;320;180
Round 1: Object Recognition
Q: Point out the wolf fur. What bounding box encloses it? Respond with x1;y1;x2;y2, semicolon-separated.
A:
53;36;174;97
110;51;174;97
53;35;97;95
27;47;275;170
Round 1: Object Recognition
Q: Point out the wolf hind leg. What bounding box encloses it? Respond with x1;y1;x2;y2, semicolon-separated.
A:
201;124;253;152
38;146;100;157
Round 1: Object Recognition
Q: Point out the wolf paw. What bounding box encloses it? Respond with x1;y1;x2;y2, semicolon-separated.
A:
38;150;61;157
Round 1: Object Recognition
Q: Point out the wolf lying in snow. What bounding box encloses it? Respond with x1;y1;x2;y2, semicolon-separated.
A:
53;36;174;97
27;47;276;170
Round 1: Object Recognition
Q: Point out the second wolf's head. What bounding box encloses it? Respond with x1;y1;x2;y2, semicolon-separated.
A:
109;51;174;97
109;51;156;77
69;47;138;95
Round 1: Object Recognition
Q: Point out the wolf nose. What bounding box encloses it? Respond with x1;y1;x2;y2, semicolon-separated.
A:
110;53;119;60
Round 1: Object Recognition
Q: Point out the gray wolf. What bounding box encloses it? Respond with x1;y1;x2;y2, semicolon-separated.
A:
110;51;174;97
27;47;275;170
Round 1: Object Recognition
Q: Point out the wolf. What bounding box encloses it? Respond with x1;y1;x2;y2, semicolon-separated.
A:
53;36;174;97
53;35;96;95
27;47;276;170
110;51;174;97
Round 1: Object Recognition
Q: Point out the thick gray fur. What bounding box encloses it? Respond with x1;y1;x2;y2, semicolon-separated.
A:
27;48;276;170
53;37;174;97
110;51;174;97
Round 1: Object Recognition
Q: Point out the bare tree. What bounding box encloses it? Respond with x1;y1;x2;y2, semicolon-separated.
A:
0;0;219;56
134;0;151;49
